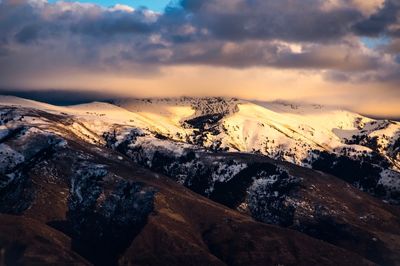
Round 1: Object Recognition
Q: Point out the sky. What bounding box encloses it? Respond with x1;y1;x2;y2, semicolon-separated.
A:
47;0;171;12
0;0;399;117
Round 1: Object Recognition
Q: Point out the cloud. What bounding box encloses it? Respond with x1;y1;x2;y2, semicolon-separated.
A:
352;0;400;37
175;0;363;42
0;0;399;117
0;0;395;70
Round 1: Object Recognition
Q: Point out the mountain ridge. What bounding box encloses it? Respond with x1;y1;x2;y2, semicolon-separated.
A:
1;95;398;203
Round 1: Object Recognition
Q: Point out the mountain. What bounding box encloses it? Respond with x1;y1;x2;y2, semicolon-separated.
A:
5;95;395;201
113;97;400;202
0;95;400;265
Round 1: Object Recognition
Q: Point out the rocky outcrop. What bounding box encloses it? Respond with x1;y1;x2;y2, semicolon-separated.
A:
67;164;155;265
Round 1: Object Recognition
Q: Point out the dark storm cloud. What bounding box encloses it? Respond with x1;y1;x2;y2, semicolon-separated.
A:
0;1;155;44
174;0;364;42
69;10;155;37
353;0;400;37
0;0;399;82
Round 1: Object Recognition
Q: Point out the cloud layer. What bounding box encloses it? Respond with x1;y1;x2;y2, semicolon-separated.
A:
0;0;399;115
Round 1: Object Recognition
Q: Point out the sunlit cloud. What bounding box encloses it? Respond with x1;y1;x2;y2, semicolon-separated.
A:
0;0;399;116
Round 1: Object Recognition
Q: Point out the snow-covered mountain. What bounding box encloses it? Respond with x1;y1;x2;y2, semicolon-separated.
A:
1;95;398;202
1;95;400;265
117;97;400;169
115;97;400;202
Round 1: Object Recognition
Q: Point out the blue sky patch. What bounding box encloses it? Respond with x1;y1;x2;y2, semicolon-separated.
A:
48;0;171;12
361;36;390;49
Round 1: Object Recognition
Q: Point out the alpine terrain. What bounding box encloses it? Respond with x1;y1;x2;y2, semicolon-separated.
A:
0;95;400;266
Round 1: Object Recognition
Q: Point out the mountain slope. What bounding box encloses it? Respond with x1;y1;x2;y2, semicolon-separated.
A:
114;97;400;203
1;96;400;265
3;95;397;202
0;103;379;265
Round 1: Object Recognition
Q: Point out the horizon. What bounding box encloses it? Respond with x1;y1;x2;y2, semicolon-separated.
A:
1;89;399;121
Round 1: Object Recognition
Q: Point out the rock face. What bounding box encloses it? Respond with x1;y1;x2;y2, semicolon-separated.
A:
67;165;156;265
0;171;34;214
0;98;400;265
247;172;302;226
